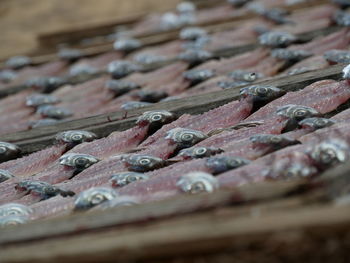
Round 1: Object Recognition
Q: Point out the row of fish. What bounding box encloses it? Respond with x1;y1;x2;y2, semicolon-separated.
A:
0;9;348;136
1;63;350;226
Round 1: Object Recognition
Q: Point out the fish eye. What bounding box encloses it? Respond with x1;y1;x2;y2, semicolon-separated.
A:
190;182;206;194
315;119;326;126
195;147;207;155
71;134;83;142
256;87;268;94
320;148;337;164
151;114;162;122
139;158;151;166
181;133;194;142
270;136;282;143
294;109;307;117
0;146;7;154
74;157;88;167
127;175;138;182
89;194;105;205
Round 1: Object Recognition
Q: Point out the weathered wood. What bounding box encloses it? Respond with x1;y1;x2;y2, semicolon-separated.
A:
0;180;306;246
0;202;349;263
2;63;344;155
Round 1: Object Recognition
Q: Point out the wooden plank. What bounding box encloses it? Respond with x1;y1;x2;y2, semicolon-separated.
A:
0;180;306;246
2;63;344;155
0;203;349;263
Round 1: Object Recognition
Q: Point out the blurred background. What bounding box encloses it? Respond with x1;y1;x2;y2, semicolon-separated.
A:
0;0;181;59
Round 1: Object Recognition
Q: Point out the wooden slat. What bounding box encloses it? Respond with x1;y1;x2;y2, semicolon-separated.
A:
0;180;306;245
1;202;349;263
1;63;344;155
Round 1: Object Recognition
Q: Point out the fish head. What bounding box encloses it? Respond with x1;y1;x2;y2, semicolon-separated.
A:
90;196;140;211
165;128;208;148
69;63;98;77
277;104;320;121
59;153;100;171
105;80;140;95
0;70;17;83
178;146;224;160
343;64;350;80
229;70;263;82
74;187;118;211
55;130;97;146
134;90;168;103
308;139;350;168
206;156;250;174
110;172;149;187
0;169;14;183
58;48;83;62
107;60;141;79
0;142;20;162
271;49;312;61
179;27;207;40
178;49;213;64
37;105;73;119
177;1;196;13
121;101;152;110
136;110;175;127
177;171;219;194
113;38;142;52
324;50;350;64
26;93;60;107
25;76;66;93
0;203;33;218
298;117;336;131
6;55;31;69
240;85;284;102
264;158;318;180
133;53;166;65
258;31;297;47
334;10;350;27
250;134;300;149
122;154;165;172
0;215;29;228
227;0;250;7
183;69;215;84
